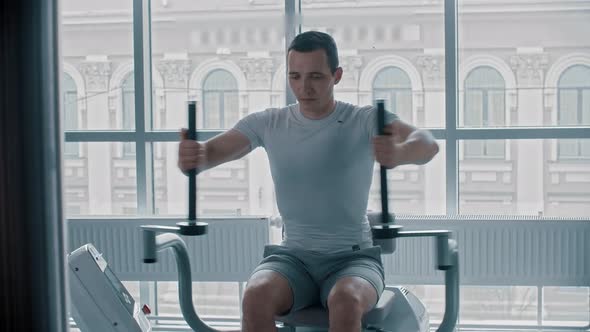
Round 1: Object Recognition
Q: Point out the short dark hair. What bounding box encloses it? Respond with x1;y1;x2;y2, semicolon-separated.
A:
288;31;339;73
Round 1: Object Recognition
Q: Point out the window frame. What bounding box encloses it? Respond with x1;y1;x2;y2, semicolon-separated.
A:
61;0;590;330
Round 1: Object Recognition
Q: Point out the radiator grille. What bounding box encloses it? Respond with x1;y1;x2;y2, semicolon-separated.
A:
67;218;269;282
383;216;589;286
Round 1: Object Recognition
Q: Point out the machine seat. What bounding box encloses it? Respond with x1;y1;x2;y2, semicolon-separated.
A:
276;289;395;328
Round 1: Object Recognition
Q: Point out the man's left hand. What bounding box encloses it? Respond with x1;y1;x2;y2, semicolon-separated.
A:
372;123;406;168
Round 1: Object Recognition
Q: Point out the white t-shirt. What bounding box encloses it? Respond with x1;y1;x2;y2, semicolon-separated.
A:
234;101;398;253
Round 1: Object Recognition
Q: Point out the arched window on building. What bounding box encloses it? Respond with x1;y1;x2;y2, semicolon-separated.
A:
464;66;505;158
557;64;590;159
62;73;79;158
372;66;412;123
202;69;239;129
121;73;136;157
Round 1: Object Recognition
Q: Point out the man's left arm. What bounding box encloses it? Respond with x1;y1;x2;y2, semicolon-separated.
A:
373;119;439;169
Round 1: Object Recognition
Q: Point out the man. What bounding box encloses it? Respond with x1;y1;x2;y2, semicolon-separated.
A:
178;31;438;332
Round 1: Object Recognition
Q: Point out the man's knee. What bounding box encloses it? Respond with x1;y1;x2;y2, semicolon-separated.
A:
327;277;377;318
242;270;293;316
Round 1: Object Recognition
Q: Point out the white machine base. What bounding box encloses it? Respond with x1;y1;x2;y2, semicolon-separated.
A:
68;244;151;332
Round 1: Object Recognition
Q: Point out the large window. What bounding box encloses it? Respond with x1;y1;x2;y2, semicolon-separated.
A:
60;0;590;330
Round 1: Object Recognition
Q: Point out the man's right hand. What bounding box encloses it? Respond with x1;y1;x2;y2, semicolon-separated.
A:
178;128;207;174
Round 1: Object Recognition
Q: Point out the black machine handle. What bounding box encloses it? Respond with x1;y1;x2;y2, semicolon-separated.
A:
188;101;197;222
376;100;391;224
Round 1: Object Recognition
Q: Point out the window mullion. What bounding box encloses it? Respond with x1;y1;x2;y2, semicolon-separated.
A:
133;0;154;215
578;88;583;157
285;0;299;105
444;0;459;216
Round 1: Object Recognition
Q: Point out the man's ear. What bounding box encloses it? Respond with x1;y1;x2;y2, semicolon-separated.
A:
333;67;343;84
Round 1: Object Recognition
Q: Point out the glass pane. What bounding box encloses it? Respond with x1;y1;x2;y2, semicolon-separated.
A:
543;287;589;327
373;67;411;89
489;89;505;126
121;74;135;130
223;92;240;128
464;141;484;158
61;0;133;131
153;143;276;218
150;1;285;130
582;140;590;157
559;89;578;125
464;90;483;126
486;140;505;157
64;92;79;130
558;140;578;158
368;140;446;215
459;1;590;127
203;92;222;129
63;142;137;216
396;90;413;124
301;2;445;128
559;65;590;87
62;73;79;129
584;89;590;124
460;139;590;217
460;286;538;326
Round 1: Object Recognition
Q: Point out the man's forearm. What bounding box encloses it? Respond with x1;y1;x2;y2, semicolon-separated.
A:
203;135;251;171
394;130;439;166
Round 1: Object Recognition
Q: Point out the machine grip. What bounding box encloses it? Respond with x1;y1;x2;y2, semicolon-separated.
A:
376;100;390;224
188;101;196;222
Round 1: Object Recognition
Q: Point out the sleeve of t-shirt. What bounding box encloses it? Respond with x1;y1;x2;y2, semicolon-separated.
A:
366;105;400;138
232;109;269;150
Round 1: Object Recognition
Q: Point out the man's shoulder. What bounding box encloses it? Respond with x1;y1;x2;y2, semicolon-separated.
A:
335;100;375;118
242;106;290;122
254;105;292;117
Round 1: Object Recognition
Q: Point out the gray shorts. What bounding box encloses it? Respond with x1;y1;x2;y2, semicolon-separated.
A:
251;244;385;313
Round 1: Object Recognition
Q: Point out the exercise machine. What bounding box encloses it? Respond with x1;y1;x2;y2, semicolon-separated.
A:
140;100;460;331
67;100;459;331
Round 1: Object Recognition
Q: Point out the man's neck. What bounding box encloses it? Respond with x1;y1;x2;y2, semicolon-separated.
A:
299;100;336;120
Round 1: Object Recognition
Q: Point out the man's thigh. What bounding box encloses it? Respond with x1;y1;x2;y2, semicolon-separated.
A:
251;245;319;313
319;254;385;308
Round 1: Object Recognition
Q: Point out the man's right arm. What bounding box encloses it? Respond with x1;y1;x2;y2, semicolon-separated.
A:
178;128;252;174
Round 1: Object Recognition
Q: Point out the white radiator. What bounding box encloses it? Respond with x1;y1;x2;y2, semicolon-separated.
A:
67;217;269;282
384;215;590;286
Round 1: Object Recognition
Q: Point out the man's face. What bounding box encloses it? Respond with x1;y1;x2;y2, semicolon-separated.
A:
287;49;342;112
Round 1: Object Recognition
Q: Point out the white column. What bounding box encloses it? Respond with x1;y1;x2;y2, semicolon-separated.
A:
511;51;547;215
80;57;113;214
419;55;446;214
246;89;272;215
239;54;275;215
157;55;191;213
337;52;363;104
516;82;544;215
